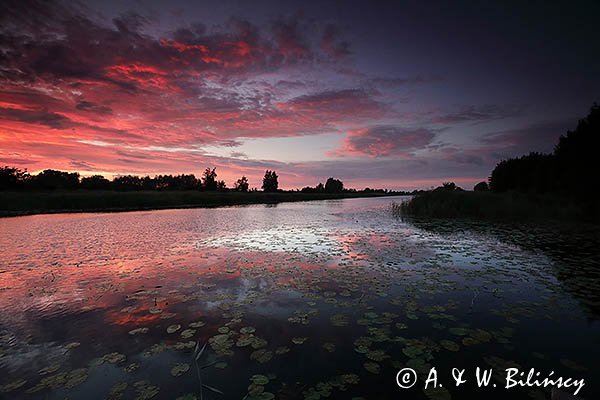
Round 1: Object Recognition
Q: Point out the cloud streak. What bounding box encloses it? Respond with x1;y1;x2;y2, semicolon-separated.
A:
333;126;436;157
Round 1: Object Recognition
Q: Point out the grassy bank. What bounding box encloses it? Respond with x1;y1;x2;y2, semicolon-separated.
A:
0;190;395;217
397;190;598;223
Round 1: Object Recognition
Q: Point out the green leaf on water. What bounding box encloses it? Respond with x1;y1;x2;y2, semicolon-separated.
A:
251;374;270;385
125;363;140;373
250;349;273;363
133;380;159;400
129;327;149;335
323;342;336;353
0;379;27;393
402;345;424;358
440;340;459;352
170;363;190;377
363;362;380;374
449;327;469;336
292;337;307;345
180;329;196;339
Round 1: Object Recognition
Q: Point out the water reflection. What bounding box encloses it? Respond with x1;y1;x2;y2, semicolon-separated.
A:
0;198;598;399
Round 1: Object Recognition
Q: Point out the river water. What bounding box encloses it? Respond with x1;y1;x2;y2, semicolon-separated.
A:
0;197;598;399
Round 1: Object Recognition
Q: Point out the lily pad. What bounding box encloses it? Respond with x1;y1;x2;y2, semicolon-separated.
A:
250;349;273;363
440;340;459;352
251;374;270;385
180;329;196;339
363;362;380;374
125;363;140;373
323;343;336;352
129;327;149;335
292;337;307;345
170;363;190;377
240;326;256;334
0;379;27;393
133;380;159;400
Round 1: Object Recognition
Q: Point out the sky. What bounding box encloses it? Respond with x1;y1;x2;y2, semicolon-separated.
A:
1;0;599;190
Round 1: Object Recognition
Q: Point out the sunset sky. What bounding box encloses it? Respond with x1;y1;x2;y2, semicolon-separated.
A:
1;0;599;190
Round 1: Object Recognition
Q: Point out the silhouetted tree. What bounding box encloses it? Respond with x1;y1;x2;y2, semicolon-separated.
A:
300;182;326;193
554;103;599;199
234;176;249;192
325;177;344;193
0;166;28;190
473;181;489;192
216;180;227;191
154;174;199;190
262;170;278;192
436;182;463;192
202;167;218;191
489;104;599;199
30;169;80;190
81;175;111;190
490;153;555;193
112;175;144;191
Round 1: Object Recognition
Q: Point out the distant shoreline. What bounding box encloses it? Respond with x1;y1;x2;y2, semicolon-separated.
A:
0;190;403;218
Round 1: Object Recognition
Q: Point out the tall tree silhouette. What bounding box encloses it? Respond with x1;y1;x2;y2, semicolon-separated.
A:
325;177;344;193
31;169;79;190
234;176;249;192
81;175;111;190
473;181;489;191
0;166;28;190
554;103;599;199
490;103;598;199
202;167;218;191
262;170;278;192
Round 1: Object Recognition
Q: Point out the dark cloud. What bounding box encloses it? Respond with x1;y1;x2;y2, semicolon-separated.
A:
0;107;74;129
0;2;344;93
436;147;486;166
431;104;525;124
69;160;94;170
334;126;436;157
282;88;388;119
271;15;311;61
480;119;574;157
320;24;351;59
369;74;443;88
76;101;113;115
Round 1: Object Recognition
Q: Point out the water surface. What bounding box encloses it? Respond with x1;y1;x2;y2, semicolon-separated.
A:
1;197;598;399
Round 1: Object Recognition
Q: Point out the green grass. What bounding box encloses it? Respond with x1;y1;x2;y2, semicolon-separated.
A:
397;190;597;223
0;190;395;217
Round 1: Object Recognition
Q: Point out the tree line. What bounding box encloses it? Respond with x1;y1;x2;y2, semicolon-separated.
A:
487;103;598;200
0;167;280;192
441;103;598;198
0;165;401;195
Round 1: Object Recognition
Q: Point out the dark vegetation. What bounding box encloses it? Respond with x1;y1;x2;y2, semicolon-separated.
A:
0;168;404;216
0;190;397;217
401;104;600;223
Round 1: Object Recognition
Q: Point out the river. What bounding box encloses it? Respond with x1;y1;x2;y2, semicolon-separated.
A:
0;197;598;399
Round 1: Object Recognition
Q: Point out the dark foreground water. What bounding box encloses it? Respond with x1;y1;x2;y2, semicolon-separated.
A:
0;197;599;400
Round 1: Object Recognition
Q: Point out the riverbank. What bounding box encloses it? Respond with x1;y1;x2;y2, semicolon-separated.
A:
0;190;398;217
397;190;598;223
